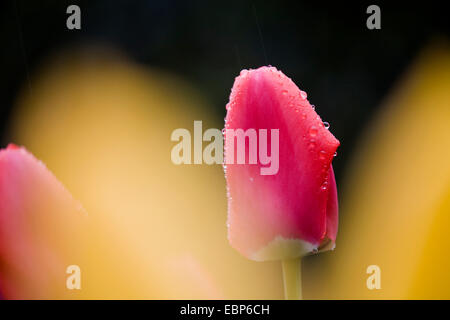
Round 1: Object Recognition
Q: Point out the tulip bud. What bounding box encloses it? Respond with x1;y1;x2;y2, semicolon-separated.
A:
224;66;340;261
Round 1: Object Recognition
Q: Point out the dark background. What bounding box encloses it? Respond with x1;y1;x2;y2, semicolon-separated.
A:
0;0;448;182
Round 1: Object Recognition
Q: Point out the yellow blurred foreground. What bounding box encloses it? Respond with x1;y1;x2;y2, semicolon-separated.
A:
8;41;450;299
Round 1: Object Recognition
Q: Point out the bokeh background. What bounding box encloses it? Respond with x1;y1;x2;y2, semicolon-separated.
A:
0;0;449;299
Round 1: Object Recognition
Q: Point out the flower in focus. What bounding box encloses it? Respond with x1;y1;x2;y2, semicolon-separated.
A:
224;66;340;261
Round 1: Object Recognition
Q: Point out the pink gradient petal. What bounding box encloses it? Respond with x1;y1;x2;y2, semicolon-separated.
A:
225;67;339;260
0;144;86;299
325;166;338;243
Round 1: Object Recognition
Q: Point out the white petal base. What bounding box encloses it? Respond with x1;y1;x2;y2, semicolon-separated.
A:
250;236;318;261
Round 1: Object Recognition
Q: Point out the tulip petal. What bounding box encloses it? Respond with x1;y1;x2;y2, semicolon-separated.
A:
225;67;339;260
317;165;338;252
0;144;86;299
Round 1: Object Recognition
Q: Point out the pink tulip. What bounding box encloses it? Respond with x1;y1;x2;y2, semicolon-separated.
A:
224;66;340;262
0;144;86;299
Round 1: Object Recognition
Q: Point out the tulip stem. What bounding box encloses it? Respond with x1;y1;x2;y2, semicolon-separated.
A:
282;257;302;300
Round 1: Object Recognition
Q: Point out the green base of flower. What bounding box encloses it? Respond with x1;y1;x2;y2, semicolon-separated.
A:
282;258;302;300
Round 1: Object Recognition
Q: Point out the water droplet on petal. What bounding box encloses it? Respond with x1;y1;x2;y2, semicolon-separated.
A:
309;126;318;137
308;140;316;152
323;121;330;129
300;90;308;99
240;69;248;77
311;104;315;110
319;150;326;160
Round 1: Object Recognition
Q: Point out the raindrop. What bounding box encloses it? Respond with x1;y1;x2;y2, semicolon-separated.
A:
309;126;318;137
311;104;315;110
308;140;316;152
323;121;330;129
300;90;308;99
319;150;326;160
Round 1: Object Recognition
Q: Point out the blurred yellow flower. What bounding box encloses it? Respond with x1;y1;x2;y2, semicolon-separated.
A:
304;41;450;299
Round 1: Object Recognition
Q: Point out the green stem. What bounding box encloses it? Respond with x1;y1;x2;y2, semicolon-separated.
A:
282;257;302;300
